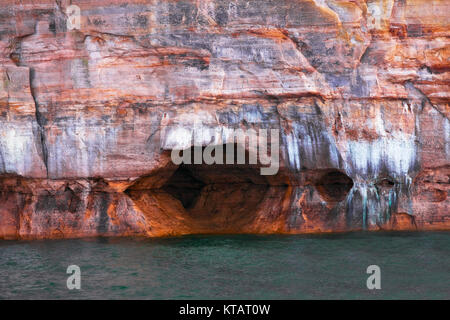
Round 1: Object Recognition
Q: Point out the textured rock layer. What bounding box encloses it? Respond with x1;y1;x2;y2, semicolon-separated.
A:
0;0;449;239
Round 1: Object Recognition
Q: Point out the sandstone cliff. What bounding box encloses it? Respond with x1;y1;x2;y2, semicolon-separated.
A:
0;0;448;239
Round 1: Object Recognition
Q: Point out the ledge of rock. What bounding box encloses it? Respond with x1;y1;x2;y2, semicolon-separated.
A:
0;0;448;239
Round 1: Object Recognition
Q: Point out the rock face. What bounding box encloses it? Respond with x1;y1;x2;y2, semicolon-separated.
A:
0;0;448;239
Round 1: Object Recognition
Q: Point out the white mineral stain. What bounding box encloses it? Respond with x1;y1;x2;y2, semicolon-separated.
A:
0;123;37;176
347;131;416;179
46;117;120;178
285;132;301;171
162;127;193;150
284;122;340;171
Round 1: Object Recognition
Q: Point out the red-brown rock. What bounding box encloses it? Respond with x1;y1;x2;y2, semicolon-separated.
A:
0;0;448;239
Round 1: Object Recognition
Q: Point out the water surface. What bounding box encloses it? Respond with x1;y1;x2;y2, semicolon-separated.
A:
0;232;449;299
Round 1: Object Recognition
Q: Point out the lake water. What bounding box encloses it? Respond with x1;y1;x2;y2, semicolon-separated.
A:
0;232;449;299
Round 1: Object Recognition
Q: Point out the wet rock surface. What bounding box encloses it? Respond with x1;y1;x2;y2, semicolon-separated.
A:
0;0;448;239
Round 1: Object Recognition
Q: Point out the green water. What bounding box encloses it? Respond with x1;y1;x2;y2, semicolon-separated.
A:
0;232;449;299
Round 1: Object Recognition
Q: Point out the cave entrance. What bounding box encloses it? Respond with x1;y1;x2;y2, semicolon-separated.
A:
161;144;271;232
126;144;282;234
316;170;354;203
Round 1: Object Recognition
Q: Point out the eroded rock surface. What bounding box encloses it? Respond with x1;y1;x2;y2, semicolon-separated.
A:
0;0;448;239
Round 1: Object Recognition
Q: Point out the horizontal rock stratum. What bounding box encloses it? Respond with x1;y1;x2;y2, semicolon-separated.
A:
0;0;448;239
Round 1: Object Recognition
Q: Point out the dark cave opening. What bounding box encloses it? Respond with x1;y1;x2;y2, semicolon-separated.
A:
161;166;205;209
161;143;271;217
316;170;354;202
376;178;395;189
125;143;285;233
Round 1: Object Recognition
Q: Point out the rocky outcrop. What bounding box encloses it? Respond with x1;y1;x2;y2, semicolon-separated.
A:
0;0;448;239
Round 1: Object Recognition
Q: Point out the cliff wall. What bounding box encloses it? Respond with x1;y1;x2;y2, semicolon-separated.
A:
0;0;448;239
